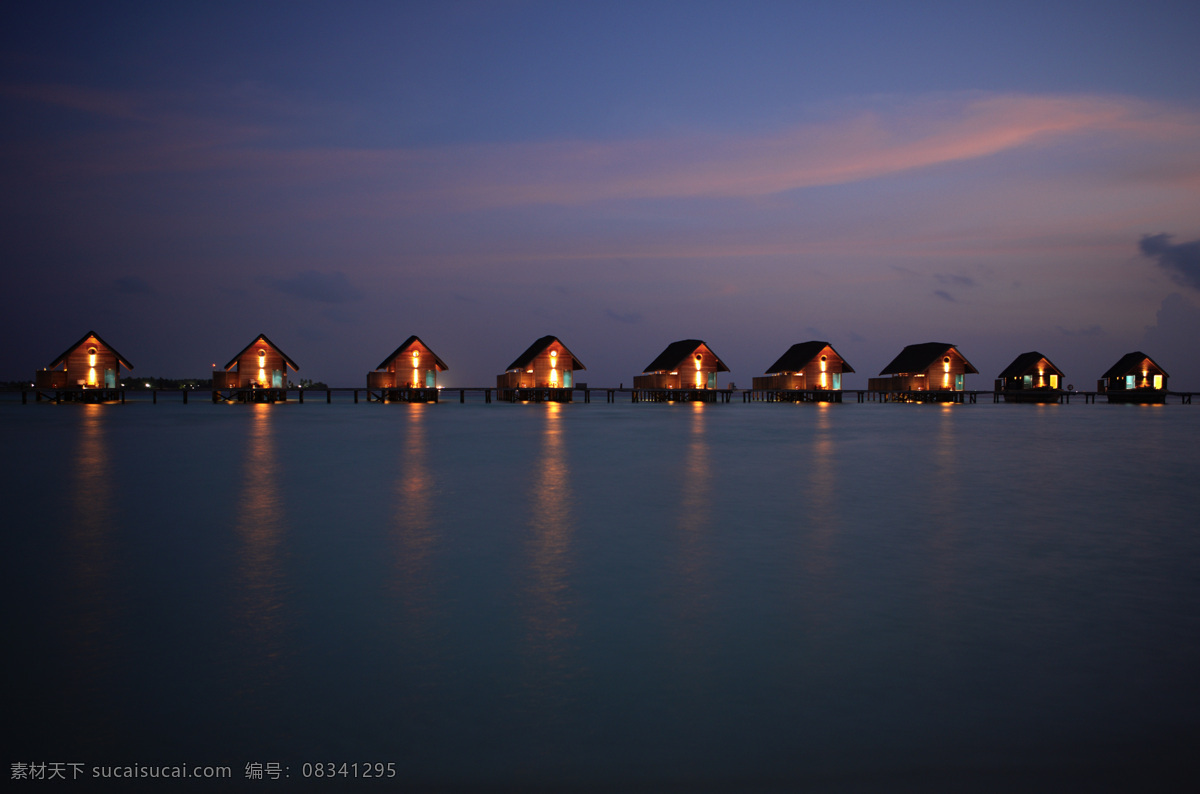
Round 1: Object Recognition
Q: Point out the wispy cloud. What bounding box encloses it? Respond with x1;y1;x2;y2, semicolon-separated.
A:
9;86;1200;212
265;271;363;304
933;289;956;302
1139;233;1200;291
933;273;977;288
604;309;642;324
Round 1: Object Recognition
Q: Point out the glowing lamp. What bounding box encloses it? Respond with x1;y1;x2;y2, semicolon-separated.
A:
88;346;97;367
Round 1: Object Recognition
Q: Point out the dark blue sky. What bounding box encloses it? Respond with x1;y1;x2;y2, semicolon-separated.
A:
4;1;1199;387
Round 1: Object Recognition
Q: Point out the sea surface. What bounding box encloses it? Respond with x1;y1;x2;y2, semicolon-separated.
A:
4;397;1200;791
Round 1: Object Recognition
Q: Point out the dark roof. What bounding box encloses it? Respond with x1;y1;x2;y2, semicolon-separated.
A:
878;342;978;376
504;336;585;371
224;334;299;371
1101;351;1169;379
763;341;855;375
376;335;448;371
642;340;730;374
997;351;1064;379
48;330;133;370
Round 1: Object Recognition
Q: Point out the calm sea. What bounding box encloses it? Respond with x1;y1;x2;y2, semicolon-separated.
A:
4;398;1199;791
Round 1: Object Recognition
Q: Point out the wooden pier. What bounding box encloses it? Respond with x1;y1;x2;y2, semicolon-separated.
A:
28;387;126;404
11;387;1197;406
632;388;733;403
744;389;844;403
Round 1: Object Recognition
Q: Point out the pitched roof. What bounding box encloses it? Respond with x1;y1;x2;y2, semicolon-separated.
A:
997;351;1064;379
224;334;299;371
376;335;448;371
504;336;585;371
1101;351;1169;379
878;343;978;376
763;341;855;375
642;340;730;374
48;330;134;370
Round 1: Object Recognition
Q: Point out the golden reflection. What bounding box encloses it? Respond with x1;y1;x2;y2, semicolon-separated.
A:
674;402;712;621
234;403;286;679
803;403;838;586
70;405;116;659
523;402;576;673
927;403;961;610
391;403;438;623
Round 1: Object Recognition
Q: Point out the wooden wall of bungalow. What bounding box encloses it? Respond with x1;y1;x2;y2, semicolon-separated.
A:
35;331;132;389
368;336;447;389
752;343;852;390
995;352;1065;393
633;341;726;390
1099;352;1169;402
214;335;297;389
868;344;976;392
497;338;580;389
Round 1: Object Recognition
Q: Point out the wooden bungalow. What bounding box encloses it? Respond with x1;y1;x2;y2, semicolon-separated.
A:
752;341;854;395
995;352;1066;403
34;330;133;401
1098;352;1169;404
497;336;585;401
633;340;729;393
367;335;448;402
212;334;298;401
868;342;977;401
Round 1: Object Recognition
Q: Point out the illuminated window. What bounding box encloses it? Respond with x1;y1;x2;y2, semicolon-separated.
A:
1050;374;1058;389
1153;374;1163;389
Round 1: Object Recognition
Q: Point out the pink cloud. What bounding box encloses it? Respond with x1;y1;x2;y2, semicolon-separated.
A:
7;85;1200;222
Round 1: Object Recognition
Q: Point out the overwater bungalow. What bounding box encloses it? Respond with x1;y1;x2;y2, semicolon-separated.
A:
996;351;1066;403
1098;352;1169;404
367;336;447;401
497;336;584;401
752;341;853;392
34;330;133;400
633;340;729;392
868;342;977;400
213;334;298;399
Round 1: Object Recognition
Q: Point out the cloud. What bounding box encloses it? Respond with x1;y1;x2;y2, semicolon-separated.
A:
933;290;955;302
933;273;976;288
1142;293;1200;388
1139;233;1200;291
604;308;642;324
12;85;1200;211
266;270;363;304
113;275;154;295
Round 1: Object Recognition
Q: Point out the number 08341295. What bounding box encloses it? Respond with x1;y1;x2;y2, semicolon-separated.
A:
300;763;396;778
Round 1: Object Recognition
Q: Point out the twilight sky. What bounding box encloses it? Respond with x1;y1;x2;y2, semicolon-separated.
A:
4;1;1199;388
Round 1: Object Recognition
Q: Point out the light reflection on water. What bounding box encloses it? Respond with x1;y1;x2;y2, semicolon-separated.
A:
674;401;712;622
234;403;287;687
391;403;437;624
5;401;1200;788
66;405;118;742
522;402;577;687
